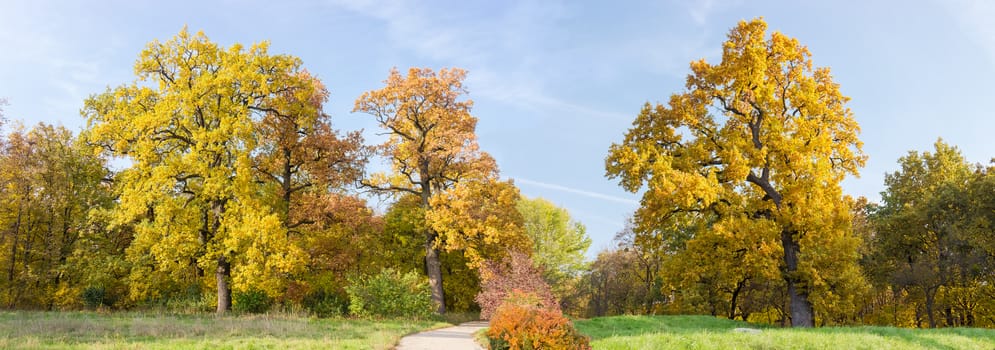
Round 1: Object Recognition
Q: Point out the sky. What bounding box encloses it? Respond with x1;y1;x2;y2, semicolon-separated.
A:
2;0;994;258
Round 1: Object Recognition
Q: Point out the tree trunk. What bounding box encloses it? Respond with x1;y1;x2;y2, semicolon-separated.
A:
216;256;232;313
425;230;446;314
782;228;814;327
925;289;937;328
730;278;746;320
419;170;446;314
8;205;22;283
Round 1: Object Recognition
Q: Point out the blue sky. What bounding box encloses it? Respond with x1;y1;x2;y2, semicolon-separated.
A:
2;0;994;257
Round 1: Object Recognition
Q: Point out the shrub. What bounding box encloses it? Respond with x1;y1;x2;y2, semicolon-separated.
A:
233;289;273;314
303;290;348;317
486;291;591;350
345;269;434;319
81;286;107;309
476;251;558;319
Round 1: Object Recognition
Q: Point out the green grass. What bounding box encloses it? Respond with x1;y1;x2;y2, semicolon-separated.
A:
0;311;448;349
574;315;995;350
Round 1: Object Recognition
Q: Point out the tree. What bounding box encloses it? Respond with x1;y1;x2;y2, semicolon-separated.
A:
0;123;110;309
516;197;591;312
250;70;370;302
874;140;987;327
83;29;325;313
605;18;866;327
354;67;501;313
585;248;643;317
476;250;558;320
612;218;667;315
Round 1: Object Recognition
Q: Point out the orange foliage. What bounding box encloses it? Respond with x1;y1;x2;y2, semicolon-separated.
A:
486;291;590;350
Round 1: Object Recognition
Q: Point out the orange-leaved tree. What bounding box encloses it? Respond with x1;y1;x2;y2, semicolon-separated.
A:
606;18;866;327
354;67;524;313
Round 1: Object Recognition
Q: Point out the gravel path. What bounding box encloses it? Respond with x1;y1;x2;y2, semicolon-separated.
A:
395;321;488;350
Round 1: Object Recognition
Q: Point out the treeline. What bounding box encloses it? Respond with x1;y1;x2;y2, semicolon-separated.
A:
588;18;995;328
0;29;592;315
3;19;994;330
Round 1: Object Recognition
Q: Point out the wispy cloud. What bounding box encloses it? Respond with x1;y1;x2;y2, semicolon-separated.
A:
0;2;119;123
514;177;639;206
941;0;995;66
324;0;640;120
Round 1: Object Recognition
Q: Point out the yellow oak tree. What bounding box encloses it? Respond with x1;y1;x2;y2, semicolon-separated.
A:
84;29;324;313
606;18;866;327
354;67;512;313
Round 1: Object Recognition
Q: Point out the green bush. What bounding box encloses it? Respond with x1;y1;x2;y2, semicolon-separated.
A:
303;291;348;317
233;289;273;314
345;269;434;319
81;286;107;309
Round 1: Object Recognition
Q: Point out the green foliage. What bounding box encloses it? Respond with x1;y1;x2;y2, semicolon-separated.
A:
233;289;273;314
301;290;347;318
516;197;591;314
346;269;434;319
81;287;108;309
576;315;995;349
869;139;995;328
370;195;483;313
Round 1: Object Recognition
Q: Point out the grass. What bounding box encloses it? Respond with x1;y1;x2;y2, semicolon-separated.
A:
0;311;448;349
573;315;995;350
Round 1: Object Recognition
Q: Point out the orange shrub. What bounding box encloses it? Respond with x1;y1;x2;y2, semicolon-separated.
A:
486;291;591;350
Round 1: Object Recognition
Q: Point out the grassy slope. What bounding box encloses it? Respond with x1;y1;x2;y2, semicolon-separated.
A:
574;315;995;350
0;311;447;349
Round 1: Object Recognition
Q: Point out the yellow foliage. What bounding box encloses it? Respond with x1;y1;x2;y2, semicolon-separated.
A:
84;28;323;311
606;18;866;326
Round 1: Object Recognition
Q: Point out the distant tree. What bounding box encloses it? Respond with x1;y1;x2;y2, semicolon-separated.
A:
516;197;591;299
585;248;642;317
873;140;990;328
610;218;667;315
605;18;866;327
0;123;110;309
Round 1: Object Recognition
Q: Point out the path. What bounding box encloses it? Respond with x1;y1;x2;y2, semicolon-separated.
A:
395;321;488;350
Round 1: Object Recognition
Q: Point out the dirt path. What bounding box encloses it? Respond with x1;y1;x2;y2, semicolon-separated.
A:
395;321;488;350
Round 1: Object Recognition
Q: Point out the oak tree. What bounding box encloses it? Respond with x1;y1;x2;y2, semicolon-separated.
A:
606;18;866;327
354;67;502;313
84;29;325;312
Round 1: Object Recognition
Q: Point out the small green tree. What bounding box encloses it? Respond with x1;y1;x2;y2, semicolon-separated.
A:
516;197;591;313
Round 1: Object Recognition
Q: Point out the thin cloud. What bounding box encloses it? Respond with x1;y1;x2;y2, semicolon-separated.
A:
325;0;637;121
514;177;639;206
942;0;995;66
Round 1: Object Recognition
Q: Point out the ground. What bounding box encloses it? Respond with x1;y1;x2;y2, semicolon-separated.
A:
0;311;445;349
574;315;995;350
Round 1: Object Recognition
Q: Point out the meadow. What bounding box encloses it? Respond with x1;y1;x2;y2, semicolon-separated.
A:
0;311;446;349
574;315;995;350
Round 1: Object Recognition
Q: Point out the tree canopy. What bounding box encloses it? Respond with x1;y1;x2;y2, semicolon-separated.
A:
606;18;866;327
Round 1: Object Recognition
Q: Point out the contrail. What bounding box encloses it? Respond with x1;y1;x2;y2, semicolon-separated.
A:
513;178;640;206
